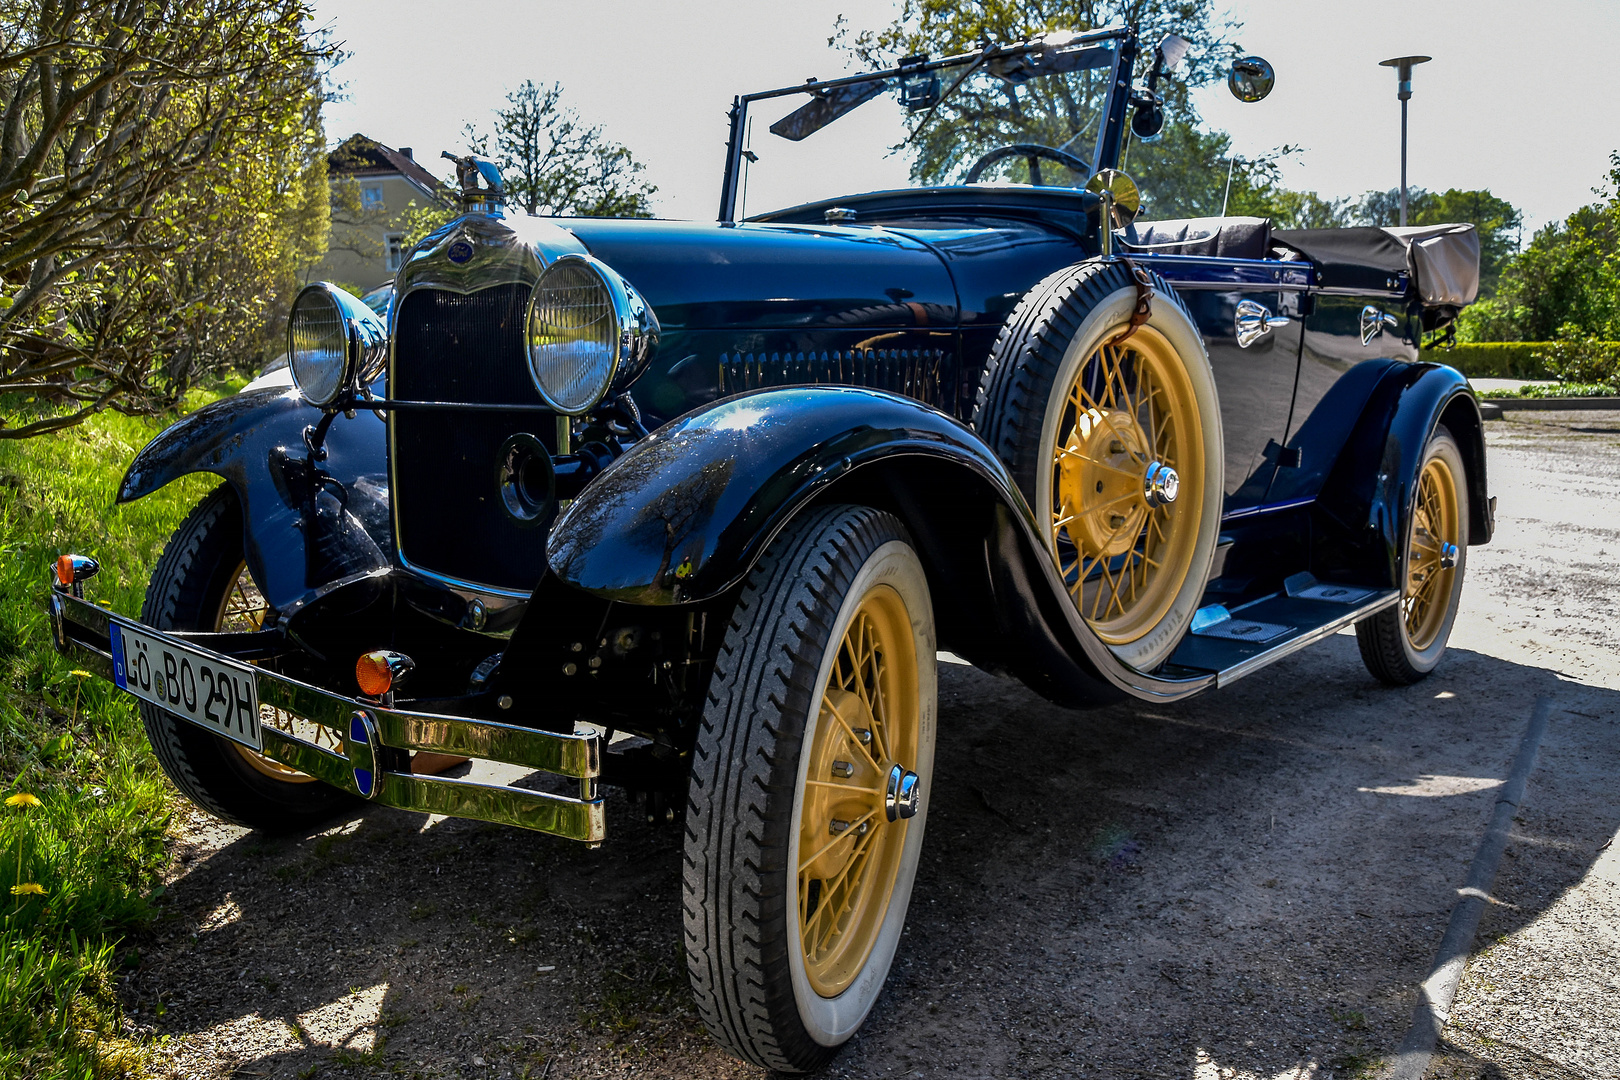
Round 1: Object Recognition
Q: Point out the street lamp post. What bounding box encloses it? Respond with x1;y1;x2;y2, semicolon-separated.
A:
1379;54;1431;227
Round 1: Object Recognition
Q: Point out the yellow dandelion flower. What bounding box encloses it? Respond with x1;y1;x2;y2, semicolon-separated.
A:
5;793;41;809
70;670;92;679
11;883;45;896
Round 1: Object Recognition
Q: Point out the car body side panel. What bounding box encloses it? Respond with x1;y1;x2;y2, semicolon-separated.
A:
117;386;392;617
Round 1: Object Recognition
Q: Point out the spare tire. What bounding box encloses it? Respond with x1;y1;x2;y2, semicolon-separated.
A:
972;259;1224;671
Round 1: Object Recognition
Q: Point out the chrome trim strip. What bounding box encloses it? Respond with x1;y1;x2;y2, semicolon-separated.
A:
1220;495;1316;523
396;562;534;605
1215;589;1398;687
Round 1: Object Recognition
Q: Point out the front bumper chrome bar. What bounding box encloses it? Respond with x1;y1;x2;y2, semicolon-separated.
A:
47;584;605;843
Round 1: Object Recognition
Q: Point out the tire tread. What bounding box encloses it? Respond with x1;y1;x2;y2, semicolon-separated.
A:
683;504;911;1073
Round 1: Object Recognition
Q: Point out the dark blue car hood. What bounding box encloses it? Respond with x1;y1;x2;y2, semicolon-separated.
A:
561;218;959;329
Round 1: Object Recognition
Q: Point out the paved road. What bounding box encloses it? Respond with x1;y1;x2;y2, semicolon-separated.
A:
129;411;1620;1080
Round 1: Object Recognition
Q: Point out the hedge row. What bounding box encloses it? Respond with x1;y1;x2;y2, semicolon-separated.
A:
1422;342;1620;379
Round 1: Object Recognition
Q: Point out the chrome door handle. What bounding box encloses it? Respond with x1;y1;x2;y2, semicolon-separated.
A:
1361;305;1399;346
1235;299;1291;348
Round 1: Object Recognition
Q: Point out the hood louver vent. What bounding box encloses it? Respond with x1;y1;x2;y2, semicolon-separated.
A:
719;349;945;405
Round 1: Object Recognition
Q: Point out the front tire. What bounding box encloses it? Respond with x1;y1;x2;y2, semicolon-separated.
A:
139;485;353;832
972;259;1224;671
1357;426;1469;685
684;505;937;1073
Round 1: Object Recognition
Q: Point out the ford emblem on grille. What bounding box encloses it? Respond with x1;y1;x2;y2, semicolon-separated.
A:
447;240;474;264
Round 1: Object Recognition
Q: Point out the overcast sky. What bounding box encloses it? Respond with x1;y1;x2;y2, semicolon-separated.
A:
313;0;1620;236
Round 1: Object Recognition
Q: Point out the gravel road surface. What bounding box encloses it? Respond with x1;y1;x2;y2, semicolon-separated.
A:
122;410;1620;1080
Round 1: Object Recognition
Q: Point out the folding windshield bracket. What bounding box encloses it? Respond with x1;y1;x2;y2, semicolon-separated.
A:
719;96;748;222
1091;34;1138;177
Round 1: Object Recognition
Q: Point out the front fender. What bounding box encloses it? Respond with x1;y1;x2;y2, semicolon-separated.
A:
119;385;391;615
1315;362;1489;588
546;387;1214;704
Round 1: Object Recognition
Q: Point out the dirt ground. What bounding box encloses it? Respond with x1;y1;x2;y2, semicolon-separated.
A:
119;410;1620;1080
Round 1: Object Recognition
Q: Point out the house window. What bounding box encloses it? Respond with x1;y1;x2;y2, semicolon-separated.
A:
385;233;406;272
362;184;384;210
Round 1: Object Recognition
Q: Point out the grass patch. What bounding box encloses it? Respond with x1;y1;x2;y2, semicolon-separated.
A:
0;385;237;1077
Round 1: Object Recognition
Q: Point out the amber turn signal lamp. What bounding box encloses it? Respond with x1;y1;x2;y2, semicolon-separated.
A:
355;650;415;697
55;554;100;588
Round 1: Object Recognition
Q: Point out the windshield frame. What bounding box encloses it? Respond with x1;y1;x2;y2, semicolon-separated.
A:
717;24;1137;221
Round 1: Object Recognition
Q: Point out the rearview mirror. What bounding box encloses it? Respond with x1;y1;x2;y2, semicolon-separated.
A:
1228;56;1275;102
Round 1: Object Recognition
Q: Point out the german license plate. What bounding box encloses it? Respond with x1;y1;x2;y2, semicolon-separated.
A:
109;622;262;750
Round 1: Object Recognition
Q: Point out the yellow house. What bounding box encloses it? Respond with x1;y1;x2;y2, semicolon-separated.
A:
313;135;452;293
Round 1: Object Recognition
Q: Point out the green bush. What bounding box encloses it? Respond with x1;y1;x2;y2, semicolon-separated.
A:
1424;342;1555;378
1425;340;1620;380
1539;331;1620;385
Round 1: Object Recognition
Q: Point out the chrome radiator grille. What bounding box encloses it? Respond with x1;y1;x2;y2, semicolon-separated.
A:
390;284;554;591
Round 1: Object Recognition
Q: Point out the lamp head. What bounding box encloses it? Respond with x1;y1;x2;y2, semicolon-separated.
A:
1379;54;1431;100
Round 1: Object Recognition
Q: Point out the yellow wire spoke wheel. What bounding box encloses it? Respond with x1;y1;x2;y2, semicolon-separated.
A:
796;587;919;997
972;260;1222;672
1050;327;1205;645
1403;454;1461;651
1355;427;1469;685
683;505;935;1072
212;561;341;783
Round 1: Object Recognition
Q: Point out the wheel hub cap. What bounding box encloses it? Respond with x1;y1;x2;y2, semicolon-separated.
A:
884;764;920;821
1143;461;1179;507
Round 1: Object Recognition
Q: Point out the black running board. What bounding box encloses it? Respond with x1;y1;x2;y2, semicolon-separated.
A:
1165;574;1399;687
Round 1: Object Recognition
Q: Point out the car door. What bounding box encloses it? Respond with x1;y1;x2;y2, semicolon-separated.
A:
1141;256;1308;514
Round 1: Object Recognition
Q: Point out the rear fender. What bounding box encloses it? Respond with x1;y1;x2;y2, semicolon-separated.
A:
1314;362;1489;588
118;386;391;616
545;388;1213;704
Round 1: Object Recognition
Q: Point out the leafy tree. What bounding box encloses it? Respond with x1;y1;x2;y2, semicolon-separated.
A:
397;199;460;248
467;80;656;218
1455;152;1618;342
836;0;1239;210
0;0;335;438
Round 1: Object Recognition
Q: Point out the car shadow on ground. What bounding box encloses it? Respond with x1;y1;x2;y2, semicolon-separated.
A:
124;636;1619;1080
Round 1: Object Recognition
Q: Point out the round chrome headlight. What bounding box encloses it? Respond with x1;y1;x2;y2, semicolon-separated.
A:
287;283;388;409
525;254;658;416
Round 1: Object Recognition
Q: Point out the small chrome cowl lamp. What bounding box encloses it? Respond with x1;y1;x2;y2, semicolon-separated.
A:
286;283;389;410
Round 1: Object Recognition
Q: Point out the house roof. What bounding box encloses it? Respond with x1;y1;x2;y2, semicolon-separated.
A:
329;134;451;204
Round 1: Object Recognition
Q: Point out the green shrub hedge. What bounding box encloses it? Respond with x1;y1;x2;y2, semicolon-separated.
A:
1423;342;1620;379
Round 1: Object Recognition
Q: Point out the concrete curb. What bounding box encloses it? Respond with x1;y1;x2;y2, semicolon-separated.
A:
1382;695;1552;1080
1482;396;1620;412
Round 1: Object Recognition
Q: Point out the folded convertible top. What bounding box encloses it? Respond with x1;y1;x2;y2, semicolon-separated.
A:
1273;223;1480;309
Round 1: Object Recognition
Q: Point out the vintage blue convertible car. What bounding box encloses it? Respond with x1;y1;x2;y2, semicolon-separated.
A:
48;23;1490;1072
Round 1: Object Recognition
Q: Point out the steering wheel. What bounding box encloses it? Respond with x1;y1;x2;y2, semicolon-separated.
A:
963;143;1091;187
